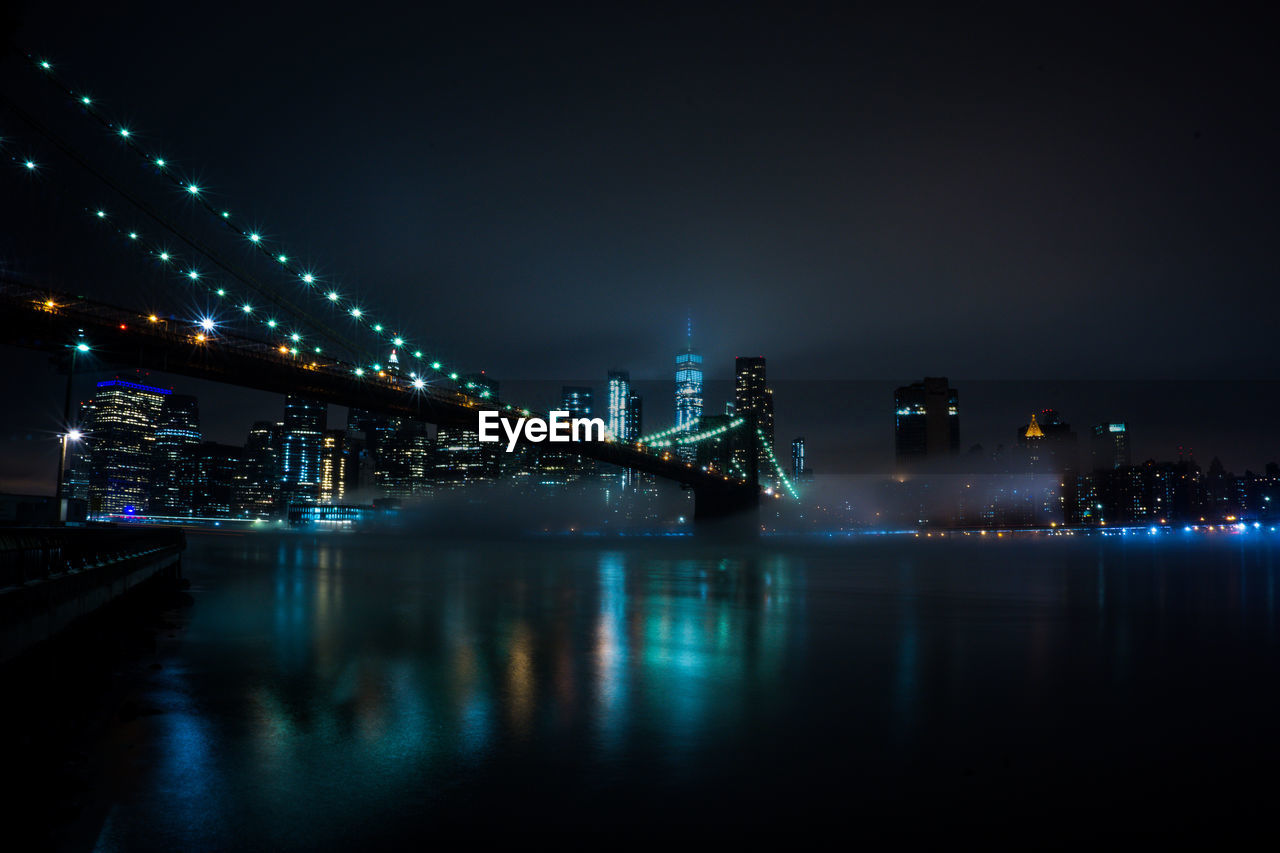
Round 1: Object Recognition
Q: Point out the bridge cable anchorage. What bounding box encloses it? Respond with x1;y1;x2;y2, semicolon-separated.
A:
21;52;474;388
0;94;367;364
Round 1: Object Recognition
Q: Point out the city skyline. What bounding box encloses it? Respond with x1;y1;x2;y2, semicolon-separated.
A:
7;339;1280;492
31;356;1280;533
2;5;1278;844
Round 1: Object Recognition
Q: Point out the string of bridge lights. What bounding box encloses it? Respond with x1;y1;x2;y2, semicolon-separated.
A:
85;204;325;354
643;417;745;447
637;421;693;446
2;134;496;399
23;52;479;390
3;135;338;356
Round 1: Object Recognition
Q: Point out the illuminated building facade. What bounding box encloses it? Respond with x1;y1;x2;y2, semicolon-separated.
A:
792;437;806;480
627;393;642;441
608;371;632;441
83;378;169;516
894;377;959;464
346;409;395;495
535;386;597;488
281;396;326;505
377;421;432;498
319;430;348;504
675;343;703;435
435;424;499;487
1091;422;1131;470
561;386;593;419
235;421;281;517
152;394;201;515
1016;409;1078;471
436;374;500;488
734;356;775;479
179;442;240;517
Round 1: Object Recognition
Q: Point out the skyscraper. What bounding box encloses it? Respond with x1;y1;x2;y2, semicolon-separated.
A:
346;408;396;496
675;331;703;434
537;386;597;488
607;371;632;441
1091;423;1132;470
627;393;643;441
734;356;774;480
152;393;201;516
180;442;240;517
436;375;500;488
1017;409;1078;471
319;430;348;504
82;377;170;516
792;437;806;480
235;421;281;517
894;377;959;465
434;425;499;487
377;421;432;498
281;396;326;505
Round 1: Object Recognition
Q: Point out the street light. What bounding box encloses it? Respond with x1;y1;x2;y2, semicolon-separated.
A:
55;429;83;523
54;336;88;522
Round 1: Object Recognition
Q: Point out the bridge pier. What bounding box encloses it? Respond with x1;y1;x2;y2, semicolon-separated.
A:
693;483;760;522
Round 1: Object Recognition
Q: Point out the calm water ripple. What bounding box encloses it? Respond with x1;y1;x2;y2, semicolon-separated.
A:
89;532;1280;846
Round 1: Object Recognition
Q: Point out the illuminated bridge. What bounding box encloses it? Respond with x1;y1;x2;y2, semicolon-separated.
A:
0;52;800;519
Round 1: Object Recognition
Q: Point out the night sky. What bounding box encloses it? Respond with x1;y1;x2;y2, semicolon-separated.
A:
2;2;1278;492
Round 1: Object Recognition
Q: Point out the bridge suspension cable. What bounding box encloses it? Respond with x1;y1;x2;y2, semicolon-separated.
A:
0;99;366;362
21;52;476;388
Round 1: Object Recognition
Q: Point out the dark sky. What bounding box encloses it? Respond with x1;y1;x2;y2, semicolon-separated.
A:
2;2;1278;491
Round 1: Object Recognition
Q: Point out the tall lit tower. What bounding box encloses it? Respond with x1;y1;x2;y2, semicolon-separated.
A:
675;321;703;434
674;321;703;463
152;394;201;515
82;377;169;516
608;371;632;440
733;356;776;483
281;396;326;505
791;437;806;480
894;377;959;466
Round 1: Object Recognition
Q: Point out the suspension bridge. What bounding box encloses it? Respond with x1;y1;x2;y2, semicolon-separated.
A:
0;50;800;519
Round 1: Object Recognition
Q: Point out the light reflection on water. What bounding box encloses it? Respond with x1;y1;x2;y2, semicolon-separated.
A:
91;534;1280;848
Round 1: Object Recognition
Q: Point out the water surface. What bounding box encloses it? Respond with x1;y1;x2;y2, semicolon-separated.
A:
89;532;1280;845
